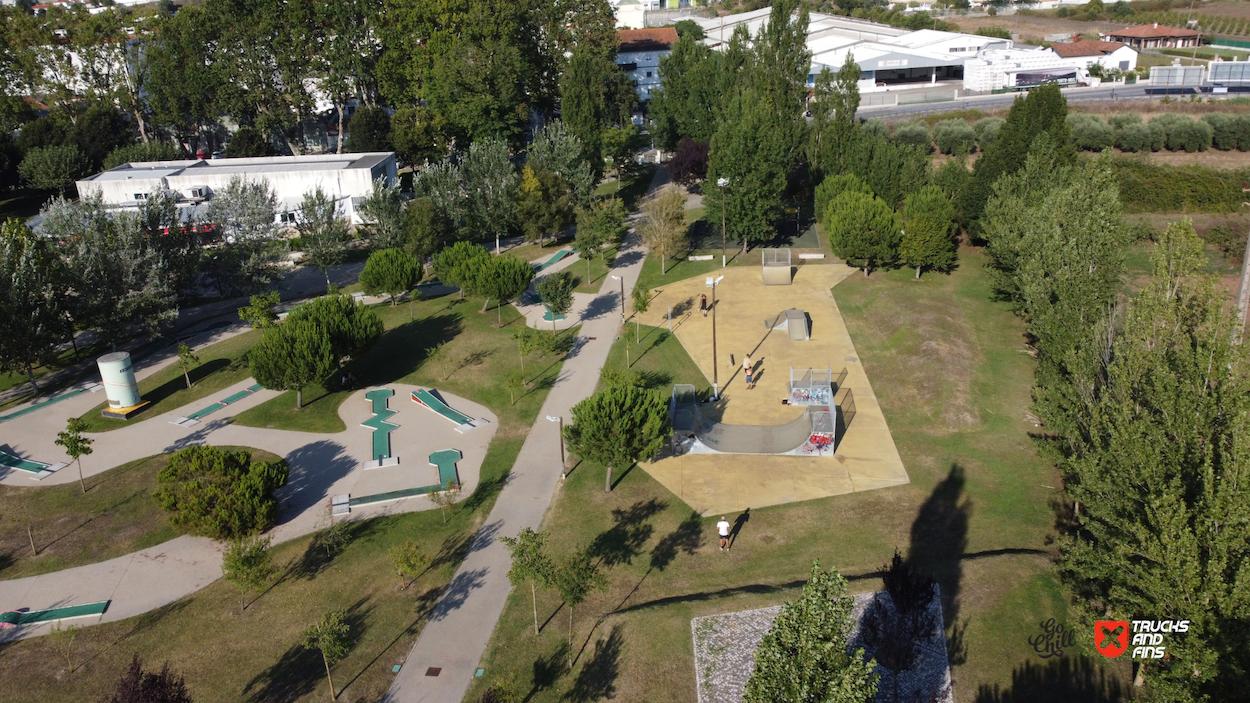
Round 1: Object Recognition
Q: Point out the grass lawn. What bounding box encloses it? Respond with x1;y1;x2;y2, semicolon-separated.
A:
572;250;617;294
601;322;713;398
0;448;278;580
0;339;111;400
0;455;512;703
594;165;656;210
463;248;1129;703
76;330;261;433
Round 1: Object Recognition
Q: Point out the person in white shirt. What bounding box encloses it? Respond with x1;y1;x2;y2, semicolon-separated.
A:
717;516;731;551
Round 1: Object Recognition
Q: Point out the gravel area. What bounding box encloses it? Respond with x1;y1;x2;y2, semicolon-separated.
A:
691;588;953;703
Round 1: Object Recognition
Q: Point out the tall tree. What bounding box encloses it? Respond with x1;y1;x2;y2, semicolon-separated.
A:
535;270;576;332
389;106;448;168
551;547;606;671
146;5;222;152
1055;220;1250;701
516;165;573;247
343;106;391;154
527;121;594;207
574;197;627;282
284;295;384;363
177;343;201;390
823;191;900;276
744;561;879;703
499;527;554;636
432;241;490;299
360;248;423;305
807;53;862;179
358;178;407;251
963;83;1073;231
204;176;283;296
900;186;956;279
638;187;688;274
302;609;354;701
559;42;635;178
479;255;535;324
248;319;336;409
649;31;723;150
460;137;517;252
296;187;351;291
563;385;669;492
54;417;92;494
0;220;70;394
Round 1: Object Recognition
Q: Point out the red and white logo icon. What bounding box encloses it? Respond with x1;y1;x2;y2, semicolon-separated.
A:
1095;620;1129;658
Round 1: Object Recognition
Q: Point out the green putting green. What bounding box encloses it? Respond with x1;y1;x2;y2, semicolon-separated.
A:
349;449;462;506
0;600;109;626
534;249;573;271
0;450;48;473
361;388;398;461
412;389;472;426
0;387;90;424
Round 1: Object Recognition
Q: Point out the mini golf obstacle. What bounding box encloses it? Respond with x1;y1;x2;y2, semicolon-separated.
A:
0;600;109;629
337;449;464;512
361;388;400;469
761;248;793;286
766;309;810;341
534;249;573;271
98;351;149;420
171;383;265;427
411;388;487;433
669;384;838;457
0;449;67;480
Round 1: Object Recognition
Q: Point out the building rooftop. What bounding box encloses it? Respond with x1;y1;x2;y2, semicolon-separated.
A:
1050;40;1129;57
617;27;678;52
1104;23;1200;39
81;153;394;184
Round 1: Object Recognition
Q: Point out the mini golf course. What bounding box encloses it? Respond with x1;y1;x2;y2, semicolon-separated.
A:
171;383;265;427
361;388;399;466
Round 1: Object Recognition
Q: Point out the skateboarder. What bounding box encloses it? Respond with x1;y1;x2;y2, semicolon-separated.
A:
743;354;754;390
700;294;708;317
717;516;731;551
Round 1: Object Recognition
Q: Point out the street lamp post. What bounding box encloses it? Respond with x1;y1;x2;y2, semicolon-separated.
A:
546;415;566;478
611;274;625;321
707;275;723;400
717;178;729;268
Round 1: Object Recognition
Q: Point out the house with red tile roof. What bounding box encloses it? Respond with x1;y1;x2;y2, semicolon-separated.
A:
1048;39;1137;72
1100;23;1201;50
616;28;679;102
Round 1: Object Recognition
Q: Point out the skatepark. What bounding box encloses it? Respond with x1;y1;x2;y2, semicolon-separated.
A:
630;255;910;516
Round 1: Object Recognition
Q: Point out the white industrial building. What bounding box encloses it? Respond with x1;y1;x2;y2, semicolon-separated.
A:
74;153;397;225
963;48;1092;92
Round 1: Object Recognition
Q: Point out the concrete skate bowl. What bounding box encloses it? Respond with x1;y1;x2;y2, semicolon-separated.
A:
669;385;838;457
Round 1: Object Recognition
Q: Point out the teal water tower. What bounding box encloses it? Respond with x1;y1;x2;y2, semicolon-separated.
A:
97;351;141;409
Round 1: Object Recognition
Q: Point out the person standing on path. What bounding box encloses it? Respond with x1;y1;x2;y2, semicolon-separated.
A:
700;294;708;317
743;355;754;390
718;516;731;551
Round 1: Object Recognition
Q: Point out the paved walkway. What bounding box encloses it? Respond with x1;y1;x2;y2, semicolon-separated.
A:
383;173;663;703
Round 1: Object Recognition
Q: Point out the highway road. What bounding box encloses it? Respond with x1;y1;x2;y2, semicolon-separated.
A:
856;83;1159;120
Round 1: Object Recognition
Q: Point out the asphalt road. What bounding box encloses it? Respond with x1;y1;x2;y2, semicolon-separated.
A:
856;83;1156;120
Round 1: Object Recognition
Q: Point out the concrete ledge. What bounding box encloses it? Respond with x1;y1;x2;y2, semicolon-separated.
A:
798;253;825;259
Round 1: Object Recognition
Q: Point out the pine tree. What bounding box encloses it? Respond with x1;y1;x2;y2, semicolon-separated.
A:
248;320;336;409
432;241;490;300
744;561;879;703
480;255;535;325
900;186;956;279
563;385;669;492
360;248;423;305
535;270;576;332
823;191;900;276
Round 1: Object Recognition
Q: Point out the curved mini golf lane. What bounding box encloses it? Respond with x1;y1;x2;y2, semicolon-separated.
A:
0;372;495;641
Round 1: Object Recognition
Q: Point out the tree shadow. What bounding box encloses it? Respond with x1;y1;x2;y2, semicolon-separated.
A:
357;313;462;386
588;499;666;568
563;624;624;703
650;511;703;572
908;464;971;666
523;641;569;702
244;598;372;703
974;657;1126;703
460;471;512;515
284;517;378;582
274;440;357;529
631;331;670;367
581;293;620;321
636;370;674;391
426;567;489;622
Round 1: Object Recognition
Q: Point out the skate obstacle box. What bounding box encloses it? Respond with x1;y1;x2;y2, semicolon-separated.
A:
761;248;793;285
766;309;810;341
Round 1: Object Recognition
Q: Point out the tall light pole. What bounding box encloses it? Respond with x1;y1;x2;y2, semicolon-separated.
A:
546;415;566;478
717;177;729;268
611;274;625;320
707;275;723;400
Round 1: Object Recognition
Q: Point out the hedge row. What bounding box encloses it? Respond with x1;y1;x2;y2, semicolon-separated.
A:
887;116;1004;155
1112;159;1250;214
1066;112;1250;154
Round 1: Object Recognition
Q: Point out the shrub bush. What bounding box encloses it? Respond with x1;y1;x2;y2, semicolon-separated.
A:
973;117;1004;149
1112;159;1250;213
1202;113;1239;150
1107;112;1142;130
814;173;873;223
1150;113;1212;152
1231;114;1250;151
1114;122;1152;152
932;119;977;155
892;122;931;151
1205;223;1247;264
153;446;289;540
861;117;888;139
1067;113;1114;151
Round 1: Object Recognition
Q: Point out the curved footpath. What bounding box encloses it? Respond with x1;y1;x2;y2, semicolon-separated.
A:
384;169;669;703
0;293;498;640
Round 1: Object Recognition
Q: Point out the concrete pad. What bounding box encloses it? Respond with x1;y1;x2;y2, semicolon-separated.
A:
633;262;908;515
